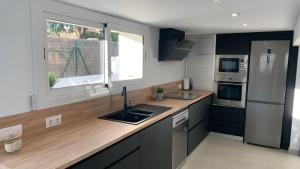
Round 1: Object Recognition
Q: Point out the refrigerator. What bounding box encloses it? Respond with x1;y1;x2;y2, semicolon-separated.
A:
244;40;290;148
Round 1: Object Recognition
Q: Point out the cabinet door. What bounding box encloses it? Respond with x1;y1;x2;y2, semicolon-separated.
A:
140;116;173;169
188;121;207;155
210;105;245;136
189;96;212;130
216;34;250;55
107;150;139;169
69;134;139;169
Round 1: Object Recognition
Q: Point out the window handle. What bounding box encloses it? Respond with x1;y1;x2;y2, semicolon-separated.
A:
43;47;46;60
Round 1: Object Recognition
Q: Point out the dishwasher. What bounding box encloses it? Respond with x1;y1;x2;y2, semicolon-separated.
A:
172;109;189;169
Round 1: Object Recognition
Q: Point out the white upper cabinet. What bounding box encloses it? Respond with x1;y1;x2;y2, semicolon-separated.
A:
186;35;216;91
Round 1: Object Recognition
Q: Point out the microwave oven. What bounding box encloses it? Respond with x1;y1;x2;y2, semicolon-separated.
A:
215;55;248;82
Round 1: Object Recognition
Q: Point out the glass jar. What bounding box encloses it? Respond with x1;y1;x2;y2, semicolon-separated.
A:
3;134;22;153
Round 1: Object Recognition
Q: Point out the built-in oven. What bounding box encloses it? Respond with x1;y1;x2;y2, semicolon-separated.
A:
215;55;248;82
213;81;247;108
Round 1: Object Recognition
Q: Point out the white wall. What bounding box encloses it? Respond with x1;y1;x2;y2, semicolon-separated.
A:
290;12;300;153
0;0;185;118
294;13;300;46
0;0;34;117
290;49;300;153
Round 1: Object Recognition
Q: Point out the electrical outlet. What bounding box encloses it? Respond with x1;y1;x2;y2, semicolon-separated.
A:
46;114;62;128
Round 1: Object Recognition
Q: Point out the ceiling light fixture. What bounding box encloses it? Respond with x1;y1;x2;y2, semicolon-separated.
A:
242;22;249;26
230;13;240;17
213;0;220;2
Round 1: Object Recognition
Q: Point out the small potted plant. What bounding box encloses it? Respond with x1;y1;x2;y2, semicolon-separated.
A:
156;87;164;100
48;71;58;88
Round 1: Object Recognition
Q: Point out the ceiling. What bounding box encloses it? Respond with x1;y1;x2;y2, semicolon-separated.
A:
59;0;300;34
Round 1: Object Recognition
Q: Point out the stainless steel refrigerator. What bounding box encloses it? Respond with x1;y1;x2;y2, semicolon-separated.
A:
245;40;290;148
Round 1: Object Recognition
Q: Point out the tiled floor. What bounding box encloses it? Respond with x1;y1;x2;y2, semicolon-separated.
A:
181;132;300;169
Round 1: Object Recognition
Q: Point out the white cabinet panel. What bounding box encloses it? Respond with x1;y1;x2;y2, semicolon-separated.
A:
190;38;215;54
186;35;216;91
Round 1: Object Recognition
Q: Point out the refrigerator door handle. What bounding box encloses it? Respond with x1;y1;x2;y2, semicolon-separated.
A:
267;48;272;64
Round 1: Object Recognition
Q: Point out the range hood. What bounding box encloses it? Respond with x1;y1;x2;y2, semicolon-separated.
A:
159;28;195;61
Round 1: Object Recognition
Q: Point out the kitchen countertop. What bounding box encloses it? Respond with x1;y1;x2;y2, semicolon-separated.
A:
0;90;212;169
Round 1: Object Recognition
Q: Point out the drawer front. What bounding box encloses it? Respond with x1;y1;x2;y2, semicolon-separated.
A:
70;134;139;169
107;149;139;169
210;120;244;136
210;105;245;124
188;120;208;155
189;96;212;130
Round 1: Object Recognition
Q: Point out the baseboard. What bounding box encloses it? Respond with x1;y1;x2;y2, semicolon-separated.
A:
209;132;243;142
288;148;299;155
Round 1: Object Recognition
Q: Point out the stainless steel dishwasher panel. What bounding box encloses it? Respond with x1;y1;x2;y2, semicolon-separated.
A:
172;109;189;169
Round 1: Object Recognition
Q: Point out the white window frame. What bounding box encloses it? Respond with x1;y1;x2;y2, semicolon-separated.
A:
31;0;147;109
31;1;109;109
106;23;146;88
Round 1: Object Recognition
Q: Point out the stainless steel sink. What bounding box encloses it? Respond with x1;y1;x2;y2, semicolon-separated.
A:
100;104;172;125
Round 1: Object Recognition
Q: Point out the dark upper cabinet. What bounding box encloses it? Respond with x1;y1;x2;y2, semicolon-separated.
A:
69;134;139;169
140;116;173;169
188;95;212;154
216;31;294;55
216;34;251;55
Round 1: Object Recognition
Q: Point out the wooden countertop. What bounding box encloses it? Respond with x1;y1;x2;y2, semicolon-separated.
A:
0;91;212;169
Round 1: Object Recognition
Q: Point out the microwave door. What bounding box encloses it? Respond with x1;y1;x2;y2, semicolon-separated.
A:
219;58;240;73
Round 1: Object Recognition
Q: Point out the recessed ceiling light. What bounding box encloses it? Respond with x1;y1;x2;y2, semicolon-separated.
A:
230;13;240;17
213;0;220;2
242;22;249;26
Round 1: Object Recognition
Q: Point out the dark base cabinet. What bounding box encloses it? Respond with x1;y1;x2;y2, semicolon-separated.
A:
140;116;173;169
188;120;208;154
210;105;245;136
187;95;212;154
69;134;139;169
107;150;139;169
70;95;215;169
69;116;173;169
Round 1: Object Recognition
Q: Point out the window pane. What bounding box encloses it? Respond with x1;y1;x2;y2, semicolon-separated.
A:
110;30;143;81
47;19;105;89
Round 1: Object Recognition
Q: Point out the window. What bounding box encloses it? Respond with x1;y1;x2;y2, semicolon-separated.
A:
31;3;147;109
47;19;105;89
110;30;144;82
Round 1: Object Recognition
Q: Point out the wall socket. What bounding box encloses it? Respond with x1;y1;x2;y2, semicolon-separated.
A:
46;114;62;128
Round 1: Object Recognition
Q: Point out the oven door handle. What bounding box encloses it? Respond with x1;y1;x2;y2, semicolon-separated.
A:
218;82;243;85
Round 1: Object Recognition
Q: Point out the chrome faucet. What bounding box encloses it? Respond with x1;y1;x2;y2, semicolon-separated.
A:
122;85;128;112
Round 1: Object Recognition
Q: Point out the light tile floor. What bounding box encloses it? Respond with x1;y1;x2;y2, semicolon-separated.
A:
181;132;300;169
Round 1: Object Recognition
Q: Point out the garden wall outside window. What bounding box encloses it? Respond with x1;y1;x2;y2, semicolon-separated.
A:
47;20;105;89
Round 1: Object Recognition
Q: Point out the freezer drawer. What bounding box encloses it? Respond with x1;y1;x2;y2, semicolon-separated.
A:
245;101;284;148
